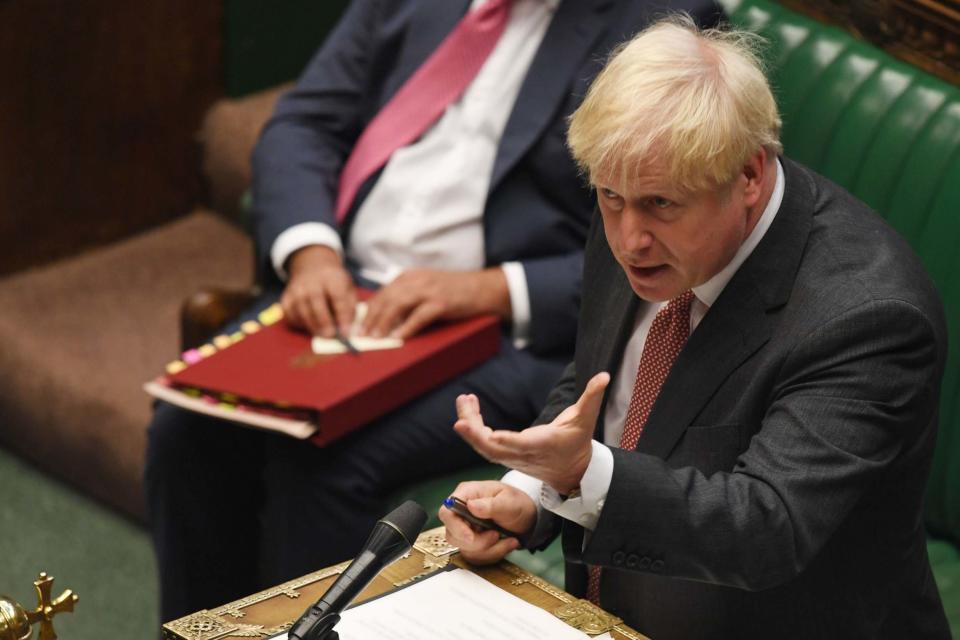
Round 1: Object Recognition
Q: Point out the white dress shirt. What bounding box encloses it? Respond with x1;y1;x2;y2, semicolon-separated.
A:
270;0;560;346
506;159;786;535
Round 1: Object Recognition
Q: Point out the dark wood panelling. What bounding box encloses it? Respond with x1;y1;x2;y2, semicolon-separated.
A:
0;1;223;276
779;0;960;85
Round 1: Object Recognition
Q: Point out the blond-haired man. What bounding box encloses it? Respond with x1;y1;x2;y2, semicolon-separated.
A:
442;18;950;639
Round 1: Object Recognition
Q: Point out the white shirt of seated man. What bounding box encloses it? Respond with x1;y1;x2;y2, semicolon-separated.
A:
271;0;560;348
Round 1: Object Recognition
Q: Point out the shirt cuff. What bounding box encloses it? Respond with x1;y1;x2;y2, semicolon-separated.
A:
270;222;344;281
540;441;613;532
500;262;530;349
502;469;556;549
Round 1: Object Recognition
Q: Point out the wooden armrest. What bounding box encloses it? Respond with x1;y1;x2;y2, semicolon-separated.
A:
180;286;262;351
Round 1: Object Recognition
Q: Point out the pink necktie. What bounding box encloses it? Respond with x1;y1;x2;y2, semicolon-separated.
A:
586;291;696;606
335;0;513;223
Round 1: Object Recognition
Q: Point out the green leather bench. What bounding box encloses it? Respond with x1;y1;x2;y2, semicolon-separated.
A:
390;0;960;631
727;1;960;630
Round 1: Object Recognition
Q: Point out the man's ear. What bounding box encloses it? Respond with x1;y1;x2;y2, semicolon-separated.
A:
741;147;769;208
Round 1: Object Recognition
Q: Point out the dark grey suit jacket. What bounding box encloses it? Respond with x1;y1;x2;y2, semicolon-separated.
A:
537;158;951;639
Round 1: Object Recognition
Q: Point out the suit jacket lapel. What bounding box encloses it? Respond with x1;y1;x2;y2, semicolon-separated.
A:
490;0;615;188
635;158;814;459
382;0;471;101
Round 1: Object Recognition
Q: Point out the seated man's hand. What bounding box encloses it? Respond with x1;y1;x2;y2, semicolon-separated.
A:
361;268;510;339
454;373;610;495
282;245;357;338
439;480;536;565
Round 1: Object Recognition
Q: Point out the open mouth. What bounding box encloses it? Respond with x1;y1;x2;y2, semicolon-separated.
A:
628;264;668;279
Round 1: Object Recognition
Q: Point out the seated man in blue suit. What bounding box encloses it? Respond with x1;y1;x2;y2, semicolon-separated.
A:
144;0;723;623
444;16;950;640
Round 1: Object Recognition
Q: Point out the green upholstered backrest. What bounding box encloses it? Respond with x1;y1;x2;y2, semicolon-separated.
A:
722;0;960;544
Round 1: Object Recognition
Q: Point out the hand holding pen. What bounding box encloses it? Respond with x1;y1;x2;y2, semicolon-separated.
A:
443;496;521;539
438;482;538;565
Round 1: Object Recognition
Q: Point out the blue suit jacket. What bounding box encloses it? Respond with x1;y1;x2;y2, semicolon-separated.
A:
251;0;723;356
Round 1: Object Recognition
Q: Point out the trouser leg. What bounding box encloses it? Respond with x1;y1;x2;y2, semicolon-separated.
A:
144;401;268;622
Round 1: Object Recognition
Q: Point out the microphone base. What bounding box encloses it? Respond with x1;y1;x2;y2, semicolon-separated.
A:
288;611;340;640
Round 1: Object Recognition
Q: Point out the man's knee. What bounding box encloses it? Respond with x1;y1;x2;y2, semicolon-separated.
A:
144;403;258;495
146;402;214;469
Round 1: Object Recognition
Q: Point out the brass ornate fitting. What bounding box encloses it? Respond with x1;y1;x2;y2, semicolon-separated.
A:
0;573;78;640
0;598;31;640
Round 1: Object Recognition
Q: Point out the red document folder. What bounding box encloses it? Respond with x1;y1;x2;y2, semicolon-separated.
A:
146;314;500;446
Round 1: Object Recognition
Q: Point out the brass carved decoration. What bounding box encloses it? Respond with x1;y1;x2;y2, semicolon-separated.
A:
499;563;648;640
163;562;348;640
421;552;450;571
164;613;234;640
223;624;291;638
380;530;455;587
164;612;290;640
0;573;78;640
413;530;458;557
501;562;568;600
555;600;624;636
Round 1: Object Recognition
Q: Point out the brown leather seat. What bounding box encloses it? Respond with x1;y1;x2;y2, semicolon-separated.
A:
0;211;252;518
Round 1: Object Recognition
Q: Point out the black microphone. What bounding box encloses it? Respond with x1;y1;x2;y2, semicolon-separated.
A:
288;500;428;640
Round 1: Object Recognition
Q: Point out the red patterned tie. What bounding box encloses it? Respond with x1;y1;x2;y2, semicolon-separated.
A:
586;290;696;606
335;0;513;222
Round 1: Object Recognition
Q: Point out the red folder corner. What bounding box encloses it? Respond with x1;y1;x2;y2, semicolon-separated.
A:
158;314;500;446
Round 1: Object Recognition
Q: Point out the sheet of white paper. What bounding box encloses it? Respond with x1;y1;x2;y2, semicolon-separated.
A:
270;568;594;640
311;302;405;354
311;335;404;354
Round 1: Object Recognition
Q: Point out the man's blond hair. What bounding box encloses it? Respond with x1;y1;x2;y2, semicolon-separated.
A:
568;15;782;193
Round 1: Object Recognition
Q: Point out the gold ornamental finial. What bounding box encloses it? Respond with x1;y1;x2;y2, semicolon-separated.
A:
0;573;78;640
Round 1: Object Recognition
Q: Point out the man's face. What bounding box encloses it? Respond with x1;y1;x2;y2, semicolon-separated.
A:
595;156;765;302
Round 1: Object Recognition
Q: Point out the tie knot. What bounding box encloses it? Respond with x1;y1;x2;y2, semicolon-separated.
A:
665;290;695;317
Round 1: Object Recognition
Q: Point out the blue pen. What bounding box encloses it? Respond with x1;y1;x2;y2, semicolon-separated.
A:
443;496;519;539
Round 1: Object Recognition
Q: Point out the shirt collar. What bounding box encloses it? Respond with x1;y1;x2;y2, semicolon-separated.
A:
692;158;785;308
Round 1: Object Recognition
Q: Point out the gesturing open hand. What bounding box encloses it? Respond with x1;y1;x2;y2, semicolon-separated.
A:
453;372;610;495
